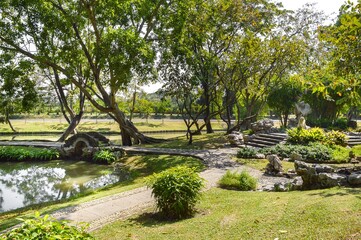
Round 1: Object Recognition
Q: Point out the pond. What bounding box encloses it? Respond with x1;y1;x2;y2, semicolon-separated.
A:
0;160;121;213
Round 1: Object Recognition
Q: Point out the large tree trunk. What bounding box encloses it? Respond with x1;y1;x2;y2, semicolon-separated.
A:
112;105;163;146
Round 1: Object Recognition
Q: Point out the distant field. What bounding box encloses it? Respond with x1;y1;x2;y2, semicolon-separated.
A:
0;118;227;134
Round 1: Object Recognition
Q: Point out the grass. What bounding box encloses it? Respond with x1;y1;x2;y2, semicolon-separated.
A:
0;119;226;133
144;133;228;150
0;155;204;231
93;187;361;240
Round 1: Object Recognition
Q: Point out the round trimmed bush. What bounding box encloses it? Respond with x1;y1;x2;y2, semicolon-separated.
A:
146;166;204;219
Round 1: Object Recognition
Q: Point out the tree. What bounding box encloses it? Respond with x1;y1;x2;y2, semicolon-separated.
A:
0;53;38;132
319;0;361;123
159;0;281;135
267;78;302;127
0;0;175;145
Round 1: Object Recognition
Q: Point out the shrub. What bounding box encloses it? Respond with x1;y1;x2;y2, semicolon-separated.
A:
325;130;347;146
218;170;257;191
307;118;348;130
287;127;326;145
0;146;59;161
237;147;257;159
93;150;116;164
146;166;204;219
260;143;332;162
0;212;94;240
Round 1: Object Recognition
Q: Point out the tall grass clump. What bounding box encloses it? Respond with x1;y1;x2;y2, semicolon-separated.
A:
218;170;257;191
0;146;59;161
146;166;204;219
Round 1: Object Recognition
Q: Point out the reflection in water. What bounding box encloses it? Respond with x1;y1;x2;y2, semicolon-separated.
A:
0;161;121;213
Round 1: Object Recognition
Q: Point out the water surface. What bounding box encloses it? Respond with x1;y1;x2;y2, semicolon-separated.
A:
0;160;120;213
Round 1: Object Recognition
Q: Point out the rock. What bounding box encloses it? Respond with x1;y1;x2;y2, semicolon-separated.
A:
274;182;290;192
294;160;349;189
255;153;266;159
265;154;283;175
227;131;244;147
250;119;274;134
315;165;334;173
290;153;302;161
348;173;361;186
318;173;347;188
290;177;303;190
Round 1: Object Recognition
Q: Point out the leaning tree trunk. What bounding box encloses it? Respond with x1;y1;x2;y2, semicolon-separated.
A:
5;111;16;133
57;112;83;142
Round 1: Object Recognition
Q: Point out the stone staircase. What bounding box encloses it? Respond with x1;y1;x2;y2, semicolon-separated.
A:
346;134;361;147
246;133;287;148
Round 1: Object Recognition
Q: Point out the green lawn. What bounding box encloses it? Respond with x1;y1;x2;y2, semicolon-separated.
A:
93;187;361;239
0;119;226;133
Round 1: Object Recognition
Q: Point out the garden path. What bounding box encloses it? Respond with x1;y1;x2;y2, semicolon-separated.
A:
51;146;292;232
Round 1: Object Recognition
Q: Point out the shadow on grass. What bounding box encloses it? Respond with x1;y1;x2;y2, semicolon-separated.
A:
129;211;192;227
134;122;161;128
307;188;361;199
126;155;205;177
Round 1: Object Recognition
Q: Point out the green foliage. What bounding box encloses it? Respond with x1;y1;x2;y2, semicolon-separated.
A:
325;130;347;146
218;170;257;191
0;212;94;240
287;127;326;145
267;78;302;127
0;146;59;161
237;147;258;159
260;143;332;162
307;118;348;130
146;166;204;219
93;150;116;164
287;127;346;146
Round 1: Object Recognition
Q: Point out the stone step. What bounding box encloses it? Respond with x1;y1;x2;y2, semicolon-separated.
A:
253;136;285;144
348;142;361;146
257;133;287;140
250;138;280;146
246;142;271;148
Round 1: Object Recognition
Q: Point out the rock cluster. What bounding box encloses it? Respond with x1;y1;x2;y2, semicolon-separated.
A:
265;154;283;176
250;119;274;134
295;160;361;189
227;131;244;147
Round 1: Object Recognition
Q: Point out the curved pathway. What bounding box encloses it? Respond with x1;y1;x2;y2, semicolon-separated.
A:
51;146;292;231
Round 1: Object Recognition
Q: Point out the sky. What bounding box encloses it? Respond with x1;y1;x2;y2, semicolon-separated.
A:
141;0;357;93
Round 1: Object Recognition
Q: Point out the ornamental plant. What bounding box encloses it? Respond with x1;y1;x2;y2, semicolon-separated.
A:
0;212;94;240
237;147;258;159
146;166;204;219
218;170;257;191
287;127;326;145
92;150;116;164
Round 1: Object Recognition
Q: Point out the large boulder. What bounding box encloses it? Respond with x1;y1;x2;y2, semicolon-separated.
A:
265;154;283;176
227;131;244;147
250;119;274;134
348;173;361;186
294;161;360;189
